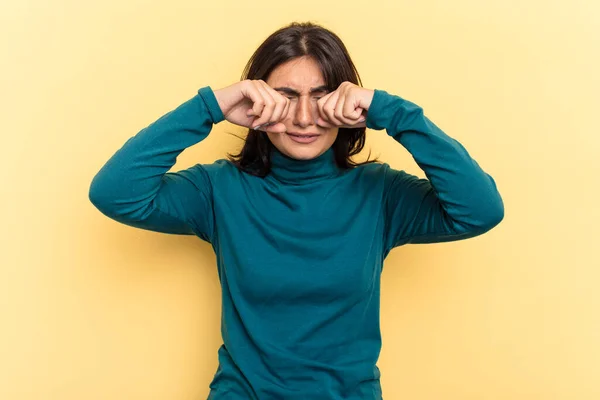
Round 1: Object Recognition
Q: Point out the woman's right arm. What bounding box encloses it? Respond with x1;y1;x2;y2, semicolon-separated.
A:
89;81;290;242
88;87;225;241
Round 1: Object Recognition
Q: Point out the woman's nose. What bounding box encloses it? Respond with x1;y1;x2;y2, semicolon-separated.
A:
293;97;317;128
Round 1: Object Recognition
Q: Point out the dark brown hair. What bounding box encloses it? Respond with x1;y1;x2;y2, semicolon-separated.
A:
228;21;376;176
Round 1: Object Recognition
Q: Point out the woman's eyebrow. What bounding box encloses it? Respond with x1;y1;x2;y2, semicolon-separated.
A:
273;85;329;96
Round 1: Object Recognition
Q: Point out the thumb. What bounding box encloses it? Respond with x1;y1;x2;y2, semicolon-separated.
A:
348;107;364;120
255;122;287;133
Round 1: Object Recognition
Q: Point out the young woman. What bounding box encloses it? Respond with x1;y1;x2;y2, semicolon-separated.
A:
89;21;504;400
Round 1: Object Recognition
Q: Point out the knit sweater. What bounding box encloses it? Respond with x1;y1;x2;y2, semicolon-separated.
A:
89;86;504;399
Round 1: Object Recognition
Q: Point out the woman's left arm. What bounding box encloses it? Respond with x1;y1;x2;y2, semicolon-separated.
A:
316;82;504;251
366;89;505;250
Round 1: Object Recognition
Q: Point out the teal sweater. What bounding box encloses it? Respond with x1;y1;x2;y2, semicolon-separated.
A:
89;86;504;399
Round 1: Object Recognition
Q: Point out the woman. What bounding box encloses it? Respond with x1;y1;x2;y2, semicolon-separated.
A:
89;21;504;400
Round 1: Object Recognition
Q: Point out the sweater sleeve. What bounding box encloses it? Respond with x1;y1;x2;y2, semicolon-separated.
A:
88;86;225;242
365;89;504;251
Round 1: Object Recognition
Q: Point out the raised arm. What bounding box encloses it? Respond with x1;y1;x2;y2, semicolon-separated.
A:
89;80;292;241
366;89;504;251
88;87;224;241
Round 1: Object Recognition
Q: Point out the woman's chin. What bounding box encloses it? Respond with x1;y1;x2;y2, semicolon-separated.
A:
282;146;323;160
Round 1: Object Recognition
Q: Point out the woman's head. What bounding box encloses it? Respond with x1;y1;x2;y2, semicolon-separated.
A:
265;56;337;161
229;22;372;176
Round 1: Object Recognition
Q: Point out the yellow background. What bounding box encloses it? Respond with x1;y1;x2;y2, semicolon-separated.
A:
2;0;599;399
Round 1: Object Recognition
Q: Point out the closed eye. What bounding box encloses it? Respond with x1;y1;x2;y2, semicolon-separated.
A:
275;86;329;99
285;96;322;101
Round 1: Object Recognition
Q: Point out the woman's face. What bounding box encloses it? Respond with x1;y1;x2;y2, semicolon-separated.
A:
265;56;339;160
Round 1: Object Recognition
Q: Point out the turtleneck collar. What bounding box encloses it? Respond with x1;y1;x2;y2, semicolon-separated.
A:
268;147;341;185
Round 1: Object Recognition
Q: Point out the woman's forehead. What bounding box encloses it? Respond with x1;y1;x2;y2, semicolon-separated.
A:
267;57;325;89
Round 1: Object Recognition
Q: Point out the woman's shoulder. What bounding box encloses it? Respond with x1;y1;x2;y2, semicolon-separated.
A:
198;158;236;173
346;160;413;188
178;159;238;185
347;159;390;177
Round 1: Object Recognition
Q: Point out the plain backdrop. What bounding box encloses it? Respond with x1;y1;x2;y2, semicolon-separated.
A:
1;0;599;399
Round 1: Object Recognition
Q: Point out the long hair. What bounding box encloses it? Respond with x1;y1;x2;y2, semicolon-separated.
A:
228;22;376;176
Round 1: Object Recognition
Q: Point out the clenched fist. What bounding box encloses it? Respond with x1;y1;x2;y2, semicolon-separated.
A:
316;81;374;129
213;80;290;133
